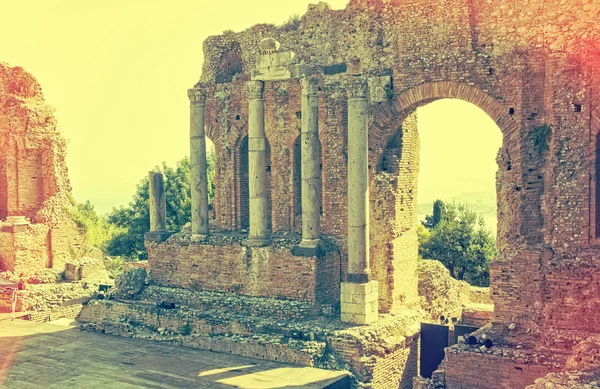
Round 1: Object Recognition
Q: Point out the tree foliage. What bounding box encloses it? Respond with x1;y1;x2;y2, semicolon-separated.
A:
423;199;447;229
70;200;123;251
105;153;215;260
419;200;496;287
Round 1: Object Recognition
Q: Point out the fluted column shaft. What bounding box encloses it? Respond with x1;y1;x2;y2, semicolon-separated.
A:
246;81;269;244
188;88;209;235
301;77;321;243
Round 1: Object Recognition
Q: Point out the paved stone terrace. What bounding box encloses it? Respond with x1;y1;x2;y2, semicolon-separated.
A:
0;318;349;389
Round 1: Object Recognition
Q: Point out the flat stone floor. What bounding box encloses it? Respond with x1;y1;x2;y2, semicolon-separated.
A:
0;317;349;389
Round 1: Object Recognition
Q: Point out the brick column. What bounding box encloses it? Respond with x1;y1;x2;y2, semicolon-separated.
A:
245;80;270;246
188;87;209;236
340;77;378;325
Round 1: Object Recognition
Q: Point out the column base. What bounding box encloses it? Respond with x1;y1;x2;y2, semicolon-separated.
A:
242;237;271;247
291;239;325;257
144;231;174;242
190;233;209;243
340;281;379;325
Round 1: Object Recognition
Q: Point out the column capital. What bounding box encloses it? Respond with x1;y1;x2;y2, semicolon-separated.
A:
188;88;208;105
246;80;264;100
300;77;319;96
346;76;368;99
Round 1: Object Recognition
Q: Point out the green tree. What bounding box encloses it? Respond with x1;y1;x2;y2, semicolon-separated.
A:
422;199;447;229
106;154;215;259
69;200;122;251
419;200;496;286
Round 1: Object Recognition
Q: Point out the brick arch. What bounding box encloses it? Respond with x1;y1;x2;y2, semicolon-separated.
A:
371;81;519;156
368;82;520;313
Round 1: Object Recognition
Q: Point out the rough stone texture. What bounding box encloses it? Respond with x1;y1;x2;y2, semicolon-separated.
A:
79;291;420;389
418;260;493;328
0;63;110;321
525;370;600;389
110;267;147;300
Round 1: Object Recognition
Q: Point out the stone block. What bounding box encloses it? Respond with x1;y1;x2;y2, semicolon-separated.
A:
340;281;378;325
64;263;83;281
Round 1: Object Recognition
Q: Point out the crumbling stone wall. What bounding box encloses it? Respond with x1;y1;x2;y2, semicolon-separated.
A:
131;1;600;387
189;0;600;328
0;63;84;274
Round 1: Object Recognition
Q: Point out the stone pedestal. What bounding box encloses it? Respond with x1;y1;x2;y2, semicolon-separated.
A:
246;80;270;246
188;88;209;236
340;281;379;325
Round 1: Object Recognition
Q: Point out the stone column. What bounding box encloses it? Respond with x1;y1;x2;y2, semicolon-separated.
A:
188;88;209;236
145;171;173;242
149;171;167;232
340;77;378;325
246;80;270;246
300;77;321;247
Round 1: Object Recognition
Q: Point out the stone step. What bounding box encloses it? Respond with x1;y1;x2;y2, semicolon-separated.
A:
81;318;330;368
80;299;346;343
135;285;319;320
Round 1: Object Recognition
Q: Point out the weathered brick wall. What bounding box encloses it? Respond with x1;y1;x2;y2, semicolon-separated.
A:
541;252;600;333
146;235;340;308
445;351;554;389
193;0;600;342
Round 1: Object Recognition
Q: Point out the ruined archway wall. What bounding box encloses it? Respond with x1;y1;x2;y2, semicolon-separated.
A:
195;0;600;324
370;82;521;314
0;63;85;272
369;110;420;312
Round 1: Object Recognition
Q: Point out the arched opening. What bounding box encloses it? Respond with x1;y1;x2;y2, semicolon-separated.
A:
373;97;504;380
417;99;502;240
205;138;216;222
371;82;520;316
238;136;272;231
292;134;323;232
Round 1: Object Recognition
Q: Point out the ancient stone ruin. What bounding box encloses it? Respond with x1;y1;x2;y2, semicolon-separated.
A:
0;63;109;321
81;0;600;388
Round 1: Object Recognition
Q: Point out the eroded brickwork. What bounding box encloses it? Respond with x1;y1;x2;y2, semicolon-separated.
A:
189;0;600;330
0;63;84;274
135;0;600;387
147;234;340;311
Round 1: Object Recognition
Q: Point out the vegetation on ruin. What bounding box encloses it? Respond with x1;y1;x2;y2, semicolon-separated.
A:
419;200;496;287
69;200;123;250
531;124;553;153
72;154;215;262
105;154;215;259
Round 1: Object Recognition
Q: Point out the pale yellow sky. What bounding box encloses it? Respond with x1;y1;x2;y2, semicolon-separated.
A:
1;0;501;214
